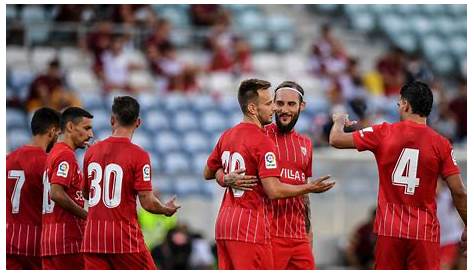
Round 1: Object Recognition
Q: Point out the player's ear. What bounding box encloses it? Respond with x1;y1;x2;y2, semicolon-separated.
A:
110;115;116;128
136;117;141;129
247;102;257;115
300;101;306;112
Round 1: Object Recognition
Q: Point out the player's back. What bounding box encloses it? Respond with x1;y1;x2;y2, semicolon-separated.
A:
208;122;281;244
6;146;47;256
82;136;152;253
357;120;460;241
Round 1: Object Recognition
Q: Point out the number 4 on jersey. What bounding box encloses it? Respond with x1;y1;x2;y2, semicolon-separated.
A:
392;148;420;195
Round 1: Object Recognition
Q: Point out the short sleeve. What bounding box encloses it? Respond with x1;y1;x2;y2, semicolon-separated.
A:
82;149;91;193
256;136;281;179
50;152;77;188
207;134;223;172
305;138;313;178
352;123;390;152
134;150;153;192
440;138;460;179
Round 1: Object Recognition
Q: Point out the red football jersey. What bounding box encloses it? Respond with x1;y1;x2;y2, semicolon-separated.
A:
6;146;47;256
352;120;460;242
207;123;281;244
81;137;152;254
264;123;313;239
41;142;85;256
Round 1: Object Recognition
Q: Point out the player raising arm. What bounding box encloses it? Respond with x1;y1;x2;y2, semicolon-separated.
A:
329;81;466;270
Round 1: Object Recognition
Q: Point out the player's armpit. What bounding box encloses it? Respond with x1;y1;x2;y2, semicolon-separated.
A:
444;174;467;225
203;165;217;180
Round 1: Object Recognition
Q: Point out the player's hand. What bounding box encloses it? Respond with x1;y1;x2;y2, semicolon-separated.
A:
332;113;357;127
224;168;258;191
164;195;181;217
307;175;335;193
460;227;467;257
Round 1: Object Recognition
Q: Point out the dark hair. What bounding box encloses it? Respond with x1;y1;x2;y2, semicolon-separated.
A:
275;81;305;103
400;81;433;117
112;96;140;126
238;79;271;114
60;107;94;131
49;59;60;69
31;107;61;136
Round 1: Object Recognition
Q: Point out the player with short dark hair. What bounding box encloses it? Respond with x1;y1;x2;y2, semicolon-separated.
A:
329;81;467;269
41;106;94;269
81;96;180;270
204;79;335;270
6;107;61;270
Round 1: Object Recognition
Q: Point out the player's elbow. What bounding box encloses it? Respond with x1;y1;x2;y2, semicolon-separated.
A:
329;134;341;148
203;166;215;180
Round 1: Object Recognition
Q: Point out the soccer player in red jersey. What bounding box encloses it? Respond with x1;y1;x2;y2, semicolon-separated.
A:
329;81;467;269
203;79;335;270
81;96;180;270
41;107;94;269
6;107;61;270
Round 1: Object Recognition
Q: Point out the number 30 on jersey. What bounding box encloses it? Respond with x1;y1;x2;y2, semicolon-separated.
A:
221;151;246;198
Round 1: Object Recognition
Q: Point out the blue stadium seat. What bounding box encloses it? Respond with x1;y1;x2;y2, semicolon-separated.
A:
137;92;161;112
294;113;313;133
191;152;209;174
182;131;210;154
90;109;110;132
201;110;228;134
218;96;240;115
421;34;447;61
247;31;271;51
273;32;295;52
394;4;420;16
447;4;466;17
9;66;34;91
153;176;175;195
436;16;458;37
6;5;17;22
173;176;203;197
21;5;47;24
449;35;466;60
420;4;445;16
228;111;242;128
6;108;27;130
154;131;181;154
192;95;217;113
148;151;160;173
8;128;31;152
173;110;199;132
411;15;435;37
163;94;190;112
163;152;190;174
79;92;105;110
131;130;154;152
392;33;417;53
235;10;265;31
349;13;376;33
143;109;170;132
266;15;294;33
27;24;51;46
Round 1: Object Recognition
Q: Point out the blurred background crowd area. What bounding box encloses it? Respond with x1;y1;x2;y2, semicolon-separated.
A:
5;4;467;269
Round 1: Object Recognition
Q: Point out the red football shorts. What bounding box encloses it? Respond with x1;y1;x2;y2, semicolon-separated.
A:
83;251;157;270
374;235;440;270
42;253;85;270
271;236;315;269
7;254;42;270
216;240;273;270
440;243;460;269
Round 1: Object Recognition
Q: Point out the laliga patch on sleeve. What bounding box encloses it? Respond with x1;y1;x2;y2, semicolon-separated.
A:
56;161;69;178
264;152;277;169
143;164;151;181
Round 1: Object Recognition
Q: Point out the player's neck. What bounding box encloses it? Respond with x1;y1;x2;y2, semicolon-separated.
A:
61;135;77;150
242;114;263;128
403;114;427;125
29;135;48;152
112;127;134;140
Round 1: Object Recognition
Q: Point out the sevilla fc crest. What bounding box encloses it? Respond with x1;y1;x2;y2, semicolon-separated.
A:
301;147;307;156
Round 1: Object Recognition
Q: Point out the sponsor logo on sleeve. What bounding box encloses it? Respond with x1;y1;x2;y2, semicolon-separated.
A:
143;164;151;181
56;161;69;178
265;152;277;169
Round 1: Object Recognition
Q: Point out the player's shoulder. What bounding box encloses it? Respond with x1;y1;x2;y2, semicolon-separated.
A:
49;143;75;162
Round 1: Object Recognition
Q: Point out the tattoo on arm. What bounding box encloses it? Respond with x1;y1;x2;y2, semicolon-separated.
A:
304;194;311;233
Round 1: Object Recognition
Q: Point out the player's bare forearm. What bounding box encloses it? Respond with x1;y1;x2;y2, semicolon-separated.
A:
51;184;87;219
303;194;312;233
329;113;356;149
445;174;467;225
138;191;180;216
262;175;334;199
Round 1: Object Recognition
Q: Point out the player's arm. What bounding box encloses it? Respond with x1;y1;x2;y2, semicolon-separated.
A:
203;164;216;180
444;174;467;225
261;175;335;199
50;184;88;219
138;191;180;216
329;113;356;149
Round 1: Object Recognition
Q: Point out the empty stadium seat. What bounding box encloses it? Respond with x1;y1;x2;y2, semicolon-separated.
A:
143;109;169;132
90;109;110;132
349;13;376;33
201;110;228;134
8;65;35;91
59;47;91;69
205;73;236;96
131;130;154;152
163;94;190;112
162;152;190;174
273;32;295;52
129;71;154;91
6;5;17;22
67;68;101;92
154;131;181;154
7;128;31;151
191;152;209;174
182;131;210;154
79;91;105;110
266;15;294;33
173;176;203;197
6;46;29;67
411;15;435;36
21;5;47;24
235;10;265;31
6;108;28;130
191;95;216;113
173;110;199;132
246;31;271;51
31;47;56;71
253;53;281;75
